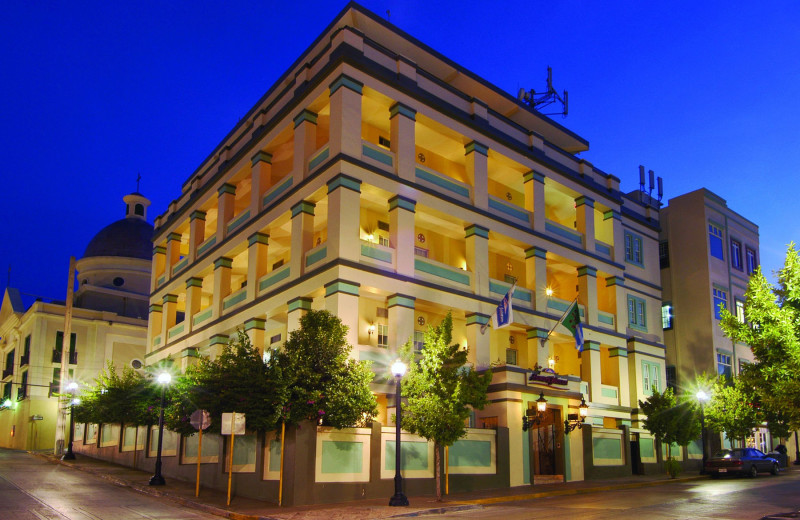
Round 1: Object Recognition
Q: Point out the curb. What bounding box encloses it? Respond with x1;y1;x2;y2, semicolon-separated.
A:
387;504;484;517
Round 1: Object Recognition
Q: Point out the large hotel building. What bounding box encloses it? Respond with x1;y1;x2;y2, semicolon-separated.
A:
146;3;668;488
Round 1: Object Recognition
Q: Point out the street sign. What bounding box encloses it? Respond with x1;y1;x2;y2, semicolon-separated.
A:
221;412;245;435
190;409;212;431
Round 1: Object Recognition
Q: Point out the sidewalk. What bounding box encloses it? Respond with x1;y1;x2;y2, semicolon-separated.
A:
32;451;706;520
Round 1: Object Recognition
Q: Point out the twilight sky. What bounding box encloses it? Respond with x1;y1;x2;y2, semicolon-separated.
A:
2;1;798;305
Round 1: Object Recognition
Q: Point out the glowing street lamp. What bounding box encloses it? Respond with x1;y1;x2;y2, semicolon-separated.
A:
62;382;79;460
696;389;710;473
149;372;172;486
389;359;408;507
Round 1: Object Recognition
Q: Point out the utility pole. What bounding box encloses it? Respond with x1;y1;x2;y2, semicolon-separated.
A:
54;257;75;456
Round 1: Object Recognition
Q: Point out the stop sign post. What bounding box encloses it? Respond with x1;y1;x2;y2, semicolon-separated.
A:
190;410;211;497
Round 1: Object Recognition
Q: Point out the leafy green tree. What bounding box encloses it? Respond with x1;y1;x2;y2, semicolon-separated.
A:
272;310;377;429
398;312;492;501
73;362;160;426
639;388;702;467
719;243;800;434
704;376;761;446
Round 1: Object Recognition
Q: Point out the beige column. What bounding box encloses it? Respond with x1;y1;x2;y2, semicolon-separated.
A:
575;196;595;253
188;211;206;263
389;195;416;277
527;328;550;370
389;102;416;182
328;74;363;158
525;246;548;312
250;151;272;213
212;257;232;319
580;340;602;402
244;317;266;354
161;294;178;341
207;334;229;360
147;303;163;351
165;232;182;277
577;266;598;327
185;277;202;331
290;201;315;277
606;276;627;334
505;399;526;487
465;313;491;369
152;246;166;291
465;141;488;210
246;232;269;301
324;280;360;351
216;183;235;240
387;294;415;354
465;224;489;297
610;346;630;408
292;109;318;183
605;210;625;264
287;296;312;335
326;174;362;263
523;170;546;234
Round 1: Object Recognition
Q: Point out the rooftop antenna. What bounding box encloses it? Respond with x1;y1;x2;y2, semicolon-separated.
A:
386;9;390;22
136;172;141;192
648;169;655;199
638;165;646;192
517;66;569;117
657;176;664;202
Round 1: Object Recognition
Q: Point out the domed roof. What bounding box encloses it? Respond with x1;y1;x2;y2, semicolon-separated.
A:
84;216;154;260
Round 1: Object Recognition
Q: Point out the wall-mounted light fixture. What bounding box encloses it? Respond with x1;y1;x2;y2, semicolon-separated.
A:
368;324;376;337
522;392;548;431
564;396;589;434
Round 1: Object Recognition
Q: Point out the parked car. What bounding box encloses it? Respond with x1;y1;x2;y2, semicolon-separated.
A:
705;448;780;478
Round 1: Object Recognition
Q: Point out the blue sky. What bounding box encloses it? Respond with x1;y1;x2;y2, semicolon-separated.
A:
2;1;798;303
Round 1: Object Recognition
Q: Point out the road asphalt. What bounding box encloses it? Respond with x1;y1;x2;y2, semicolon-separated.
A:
27;450;721;520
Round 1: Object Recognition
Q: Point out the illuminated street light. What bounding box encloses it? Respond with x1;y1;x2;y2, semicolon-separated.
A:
389;360;408;507
62;382;80;460
696;389;711;474
149;372;172;486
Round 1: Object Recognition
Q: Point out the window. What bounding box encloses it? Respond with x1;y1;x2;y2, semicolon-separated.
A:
624;231;644;266
642;361;660;395
18;371;27;400
659;241;669;268
505;349;518;366
713;288;727;320
2;382;10;400
627;296;647;330
746;247;758;274
272;259;284;270
377;324;388;348
378;236;390;247
54;331;77;360
413;330;425;352
270;334;281;344
134;203;144;216
717;352;732;378
661;303;673;330
708;223;724;260
730;240;742;270
666;365;677;390
4;350;14;377
739;359;750;374
414;246;428;258
735;300;745;323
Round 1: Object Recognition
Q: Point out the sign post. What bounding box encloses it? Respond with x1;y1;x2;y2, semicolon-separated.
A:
221;412;245;506
189;409;212;497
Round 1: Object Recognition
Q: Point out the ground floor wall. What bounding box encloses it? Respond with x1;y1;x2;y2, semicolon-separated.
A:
0;398;58;451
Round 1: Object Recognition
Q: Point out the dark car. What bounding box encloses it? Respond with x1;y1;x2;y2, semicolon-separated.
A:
705;448;780;478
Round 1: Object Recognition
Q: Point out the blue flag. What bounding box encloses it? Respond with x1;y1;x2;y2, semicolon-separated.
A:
482;283;515;334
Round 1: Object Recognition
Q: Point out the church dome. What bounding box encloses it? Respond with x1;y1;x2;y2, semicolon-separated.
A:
83;217;154;260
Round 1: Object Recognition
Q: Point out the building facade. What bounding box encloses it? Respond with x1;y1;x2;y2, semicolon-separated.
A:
0;193;151;450
146;3;667;489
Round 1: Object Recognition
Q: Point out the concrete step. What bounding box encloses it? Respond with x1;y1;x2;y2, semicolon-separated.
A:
533;474;564;485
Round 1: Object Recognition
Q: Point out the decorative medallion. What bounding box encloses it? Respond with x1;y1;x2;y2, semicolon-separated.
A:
506;192;512;201
417;153;426;163
509;336;515;345
417;233;425;243
417;316;425;326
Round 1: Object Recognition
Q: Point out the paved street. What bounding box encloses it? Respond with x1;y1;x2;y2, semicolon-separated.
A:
438;471;800;519
0;450;219;520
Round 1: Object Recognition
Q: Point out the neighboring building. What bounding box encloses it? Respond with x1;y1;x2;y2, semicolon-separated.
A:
145;2;666;494
0;193;151;450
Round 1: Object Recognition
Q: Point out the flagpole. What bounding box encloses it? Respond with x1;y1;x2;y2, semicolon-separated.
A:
540;296;579;346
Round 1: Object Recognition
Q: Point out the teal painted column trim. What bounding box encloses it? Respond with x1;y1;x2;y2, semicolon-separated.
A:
605;276;625;287
162;294;178;304
465;224;489;239
287;296;313;313
527;328;548;341
464;140;489;156
190;210;206;221
185;277;203;289
180;348;200;358
251;150;273;166
293;109;318;128
525;246;547;259
577;266;597;277
327;174;362;194
248;232;269;246
583;341;600;352
214;257;233;269
387;294;416;309
575;196;594;208
466;313;490;326
291;200;316;217
389;102;417;120
388;195;416;212
167;232;182;242
325;279;360;297
523;170;546;184
149;304;163;313
209;334;229;346
329;73;364;95
153;246;166;255
217;183;236;196
603;210;621;221
609;347;628;358
244;318;266;331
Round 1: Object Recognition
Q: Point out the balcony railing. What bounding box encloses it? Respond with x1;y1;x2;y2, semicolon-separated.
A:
597;384;620;406
304;242;328;268
19;354;29;366
172;256;188;276
595;240;612;258
361;140;394;169
262;175;293;209
53;349;78;364
360;240;395;268
489;278;533;306
598;310;615;327
1;368;12;379
414;256;471;288
544;218;583;246
196;235;217;258
226;209;251;234
546;297;585;318
193;307;213;327
308;144;330;172
258;263;291;293
222;287;247;312
488;195;530;225
415;164;472;203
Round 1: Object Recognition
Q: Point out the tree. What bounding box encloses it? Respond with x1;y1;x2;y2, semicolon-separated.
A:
272;310;377;429
719;243;800;434
73;361;160;426
704;376;761;446
639;388;702;469
398;312;492;501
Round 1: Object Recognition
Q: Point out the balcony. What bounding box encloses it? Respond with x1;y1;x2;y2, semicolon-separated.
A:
308;144;330;173
192;307;213;327
596;384;620;406
167;321;186;340
53;349;77;364
16;386;26;401
196;235;217;258
489;278;533;307
304;242;328;268
361;140;394;170
226;209;251;235
262;176;293;209
488;195;530;225
415;164;472;204
258;263;291;293
598;310;615;328
595;240;613;259
222;287;247;312
546;297;585;318
360;240;395;269
545;218;583;246
172;256;189;276
414;256;471;289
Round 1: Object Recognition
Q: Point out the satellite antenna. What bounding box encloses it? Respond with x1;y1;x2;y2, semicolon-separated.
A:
517;66;569;117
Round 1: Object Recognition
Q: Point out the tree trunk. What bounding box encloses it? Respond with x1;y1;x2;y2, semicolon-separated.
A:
434;442;441;501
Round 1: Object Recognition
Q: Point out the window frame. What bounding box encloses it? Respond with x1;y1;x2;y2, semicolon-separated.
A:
661;302;673;330
730;239;743;270
713;287;727;320
716;352;732;378
413;330;425;352
627;295;647;331
624;231;645;267
746;247;758;274
708;222;724;260
642;360;661;396
377;324;388;348
735;299;745;323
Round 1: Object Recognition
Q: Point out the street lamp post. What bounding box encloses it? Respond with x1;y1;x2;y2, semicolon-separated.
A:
696;390;710;474
62;382;79;460
389;359;408;507
149;372;171;486
794;431;800;465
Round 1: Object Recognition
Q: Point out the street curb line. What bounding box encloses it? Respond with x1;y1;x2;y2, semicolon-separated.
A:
386;504;484;517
